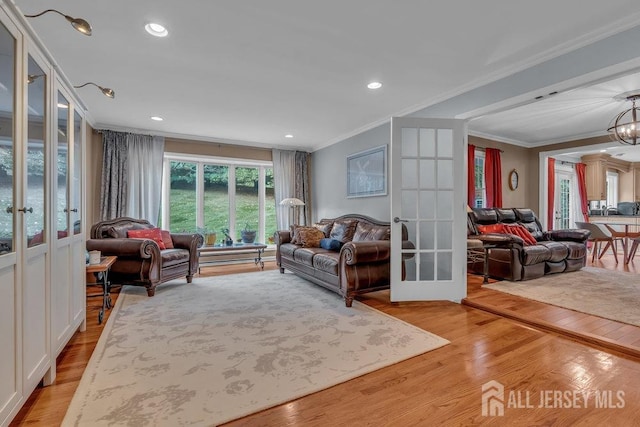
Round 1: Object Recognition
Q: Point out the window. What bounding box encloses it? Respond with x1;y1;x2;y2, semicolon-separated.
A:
473;150;486;208
161;154;276;244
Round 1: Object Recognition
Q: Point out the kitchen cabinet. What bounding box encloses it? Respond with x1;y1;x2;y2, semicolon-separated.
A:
582;154;607;200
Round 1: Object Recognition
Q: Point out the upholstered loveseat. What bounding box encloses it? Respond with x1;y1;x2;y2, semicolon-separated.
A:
468;208;590;281
275;214;411;307
87;217;203;296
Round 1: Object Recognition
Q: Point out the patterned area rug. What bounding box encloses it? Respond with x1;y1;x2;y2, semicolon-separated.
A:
484;267;640;327
63;270;448;426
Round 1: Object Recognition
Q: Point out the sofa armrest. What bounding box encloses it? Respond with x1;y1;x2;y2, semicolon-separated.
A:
86;238;160;258
171;233;203;276
275;230;291;245
546;229;590;243
473;233;525;248
341;240;391;265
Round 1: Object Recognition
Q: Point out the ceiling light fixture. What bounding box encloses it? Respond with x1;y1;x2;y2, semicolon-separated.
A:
151;116;164;121
24;9;92;36
367;81;383;89
608;94;640;145
74;82;115;98
145;23;168;37
285;134;293;138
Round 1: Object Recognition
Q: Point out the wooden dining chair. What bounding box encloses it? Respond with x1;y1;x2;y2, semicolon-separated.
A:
627;237;640;264
575;221;622;264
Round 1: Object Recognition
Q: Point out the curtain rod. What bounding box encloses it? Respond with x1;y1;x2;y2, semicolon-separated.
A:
472;145;504;153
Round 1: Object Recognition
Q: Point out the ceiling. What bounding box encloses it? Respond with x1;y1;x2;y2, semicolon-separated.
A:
13;0;640;152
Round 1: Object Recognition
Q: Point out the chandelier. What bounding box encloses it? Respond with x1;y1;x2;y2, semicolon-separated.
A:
608;94;640;145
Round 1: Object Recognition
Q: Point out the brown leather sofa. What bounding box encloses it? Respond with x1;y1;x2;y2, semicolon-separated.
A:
468;208;590;281
275;214;411;307
87;217;203;296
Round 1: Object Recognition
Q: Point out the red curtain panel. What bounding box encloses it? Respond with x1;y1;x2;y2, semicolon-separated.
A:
575;162;589;222
484;148;502;208
468;144;475;207
547;157;556;229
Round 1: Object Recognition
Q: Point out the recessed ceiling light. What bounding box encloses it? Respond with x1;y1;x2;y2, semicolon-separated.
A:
285;134;293;138
367;81;383;90
151;116;164;121
145;23;168;37
600;149;607;152
57;103;68;109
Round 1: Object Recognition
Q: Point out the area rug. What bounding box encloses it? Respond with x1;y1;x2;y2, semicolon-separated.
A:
484;267;640;327
63;270;448;426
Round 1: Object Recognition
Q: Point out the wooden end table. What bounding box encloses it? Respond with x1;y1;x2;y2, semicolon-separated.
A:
86;255;117;324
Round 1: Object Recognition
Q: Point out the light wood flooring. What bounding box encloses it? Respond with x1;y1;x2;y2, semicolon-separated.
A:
10;256;640;426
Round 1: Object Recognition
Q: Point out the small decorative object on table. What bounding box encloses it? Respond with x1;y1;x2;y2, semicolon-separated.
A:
222;228;234;246
241;223;256;243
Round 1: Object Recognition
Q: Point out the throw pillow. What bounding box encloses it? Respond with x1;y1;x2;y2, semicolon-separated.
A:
504;224;537;246
353;222;390;241
290;225;302;244
298;227;325;248
320;238;343;251
127;227;166;250
329;219;358;243
160;230;174;249
476;224;505;234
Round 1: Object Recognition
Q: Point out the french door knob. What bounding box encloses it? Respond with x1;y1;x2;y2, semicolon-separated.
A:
17;207;33;213
5;206;12;214
393;217;408;223
70;208;78;212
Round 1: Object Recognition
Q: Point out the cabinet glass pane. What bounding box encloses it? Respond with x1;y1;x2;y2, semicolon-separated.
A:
72;110;82;235
401;128;417;157
419;128;435;157
26;56;46;247
0;23;15;254
57;92;69;238
437;129;453;158
437;159;453;189
437;252;453;280
419;252;435;281
402;159;417;188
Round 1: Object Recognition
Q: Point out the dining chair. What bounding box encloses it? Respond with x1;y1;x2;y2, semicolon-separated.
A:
627;236;640;264
575;221;622;264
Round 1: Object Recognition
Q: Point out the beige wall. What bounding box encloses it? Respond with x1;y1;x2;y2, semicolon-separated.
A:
86;131;273;228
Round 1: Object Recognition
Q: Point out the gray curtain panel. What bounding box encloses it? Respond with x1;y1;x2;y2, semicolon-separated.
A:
126;135;165;224
294;151;312;225
100;130;129;220
272;149;296;230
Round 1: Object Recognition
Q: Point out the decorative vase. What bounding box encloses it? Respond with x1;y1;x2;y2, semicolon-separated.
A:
241;230;256;243
205;232;217;246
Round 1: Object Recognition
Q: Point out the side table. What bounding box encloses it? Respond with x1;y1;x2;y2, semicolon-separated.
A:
86;255;117;324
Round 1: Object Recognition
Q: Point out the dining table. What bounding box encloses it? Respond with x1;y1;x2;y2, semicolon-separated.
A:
592;221;639;264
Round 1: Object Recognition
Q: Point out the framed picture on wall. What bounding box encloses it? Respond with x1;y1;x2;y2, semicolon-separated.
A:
346;145;387;198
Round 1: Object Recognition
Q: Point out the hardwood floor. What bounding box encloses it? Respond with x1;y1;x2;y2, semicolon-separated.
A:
11;257;640;426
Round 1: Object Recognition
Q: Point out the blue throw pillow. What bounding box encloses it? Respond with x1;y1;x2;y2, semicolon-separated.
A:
320;238;342;251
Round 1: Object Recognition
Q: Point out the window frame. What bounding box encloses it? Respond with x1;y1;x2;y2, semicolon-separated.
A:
474;150;486;208
161;153;275;244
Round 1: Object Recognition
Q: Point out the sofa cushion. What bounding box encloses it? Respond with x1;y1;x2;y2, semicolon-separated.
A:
107;222;151;238
559;241;586;259
313;252;340;275
320;238;343;251
495;208;517;223
521;245;551;265
313;222;333;237
293;247;325;265
128;227;166;250
352;222;390;241
538;241;569;262
279;243;298;259
329;219;358;243
471;208;498;225
160;248;189;267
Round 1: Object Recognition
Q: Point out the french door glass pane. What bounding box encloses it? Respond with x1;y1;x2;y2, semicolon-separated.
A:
57;92;69;238
169;160;196;232
0;22;15;254
235;167;258;240
26;56;46;247
203;164;229;235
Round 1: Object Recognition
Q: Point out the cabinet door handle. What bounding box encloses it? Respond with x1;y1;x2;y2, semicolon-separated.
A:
17;207;33;213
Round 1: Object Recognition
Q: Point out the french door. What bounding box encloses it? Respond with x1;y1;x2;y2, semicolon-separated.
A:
554;170;573;230
390;117;467;302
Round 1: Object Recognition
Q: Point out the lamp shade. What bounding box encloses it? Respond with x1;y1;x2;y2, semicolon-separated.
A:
280;197;305;207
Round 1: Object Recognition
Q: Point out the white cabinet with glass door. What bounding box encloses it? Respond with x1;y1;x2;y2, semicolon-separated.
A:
50;86;86;359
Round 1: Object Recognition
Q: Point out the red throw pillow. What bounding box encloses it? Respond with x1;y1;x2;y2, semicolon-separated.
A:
476;224;506;234
503;224;537;246
160;230;174;249
128;227;166;250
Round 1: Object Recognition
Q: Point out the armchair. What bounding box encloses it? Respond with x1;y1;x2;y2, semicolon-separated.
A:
87;217;203;296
